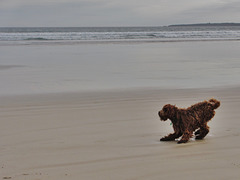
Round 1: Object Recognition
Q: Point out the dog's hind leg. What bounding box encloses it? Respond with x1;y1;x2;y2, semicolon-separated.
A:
194;128;201;136
195;124;209;140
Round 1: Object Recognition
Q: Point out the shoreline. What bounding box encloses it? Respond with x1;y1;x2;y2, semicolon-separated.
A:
0;85;239;102
1;38;240;46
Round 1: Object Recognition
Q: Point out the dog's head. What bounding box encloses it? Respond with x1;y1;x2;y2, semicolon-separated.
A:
158;104;176;121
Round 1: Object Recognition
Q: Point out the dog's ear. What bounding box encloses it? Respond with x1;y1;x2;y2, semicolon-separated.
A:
162;104;170;112
167;104;177;117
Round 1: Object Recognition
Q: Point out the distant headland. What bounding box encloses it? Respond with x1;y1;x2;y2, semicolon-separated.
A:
169;23;240;27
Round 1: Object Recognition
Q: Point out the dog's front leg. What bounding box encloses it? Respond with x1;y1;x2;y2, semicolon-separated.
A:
178;130;192;144
160;132;182;141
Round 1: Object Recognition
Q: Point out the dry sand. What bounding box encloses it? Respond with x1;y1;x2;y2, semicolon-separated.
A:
0;87;240;180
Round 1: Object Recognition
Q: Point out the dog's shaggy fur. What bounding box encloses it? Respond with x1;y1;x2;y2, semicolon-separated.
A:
158;98;220;144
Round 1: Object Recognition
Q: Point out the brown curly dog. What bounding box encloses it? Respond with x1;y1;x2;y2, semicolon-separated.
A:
158;98;220;144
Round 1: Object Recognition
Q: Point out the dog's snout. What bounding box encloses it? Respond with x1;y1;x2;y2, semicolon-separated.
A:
158;110;167;121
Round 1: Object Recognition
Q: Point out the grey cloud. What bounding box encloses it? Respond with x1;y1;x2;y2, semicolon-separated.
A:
163;1;240;24
0;0;240;27
0;1;145;26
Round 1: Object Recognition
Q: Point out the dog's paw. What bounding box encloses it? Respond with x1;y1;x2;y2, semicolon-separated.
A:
160;137;176;141
177;140;188;144
195;136;204;140
160;137;167;141
160;137;171;141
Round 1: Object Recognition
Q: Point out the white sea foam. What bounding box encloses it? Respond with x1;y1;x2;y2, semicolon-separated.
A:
1;26;240;41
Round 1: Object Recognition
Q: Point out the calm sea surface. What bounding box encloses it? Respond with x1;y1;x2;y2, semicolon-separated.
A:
0;26;240;95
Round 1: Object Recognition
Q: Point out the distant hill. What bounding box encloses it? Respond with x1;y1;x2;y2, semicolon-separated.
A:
169;23;240;27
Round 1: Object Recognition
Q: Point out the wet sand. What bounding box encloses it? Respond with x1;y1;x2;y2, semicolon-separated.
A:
1;87;240;179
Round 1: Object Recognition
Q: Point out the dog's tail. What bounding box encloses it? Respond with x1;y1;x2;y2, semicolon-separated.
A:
209;98;220;109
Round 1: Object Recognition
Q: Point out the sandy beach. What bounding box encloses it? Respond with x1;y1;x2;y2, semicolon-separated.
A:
1;34;240;179
1;87;240;180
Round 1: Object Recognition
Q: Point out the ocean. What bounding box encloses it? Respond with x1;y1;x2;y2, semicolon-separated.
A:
1;26;240;41
1;26;240;96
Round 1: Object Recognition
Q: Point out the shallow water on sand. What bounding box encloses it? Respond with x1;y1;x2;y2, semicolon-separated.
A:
0;40;240;95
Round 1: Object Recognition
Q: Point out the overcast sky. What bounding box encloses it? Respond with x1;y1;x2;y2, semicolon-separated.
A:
0;0;240;27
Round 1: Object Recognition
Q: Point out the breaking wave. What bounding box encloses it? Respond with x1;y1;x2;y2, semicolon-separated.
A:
1;26;240;41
